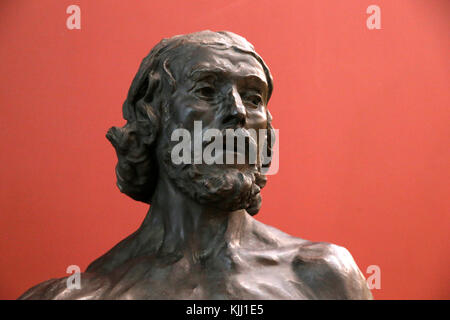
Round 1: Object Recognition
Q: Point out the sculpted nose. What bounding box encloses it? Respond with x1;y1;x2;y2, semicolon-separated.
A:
223;86;246;127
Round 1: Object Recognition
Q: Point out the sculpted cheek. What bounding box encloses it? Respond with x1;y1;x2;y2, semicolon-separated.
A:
246;109;268;130
169;93;214;129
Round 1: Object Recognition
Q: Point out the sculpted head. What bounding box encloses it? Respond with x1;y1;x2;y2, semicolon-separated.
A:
107;30;275;215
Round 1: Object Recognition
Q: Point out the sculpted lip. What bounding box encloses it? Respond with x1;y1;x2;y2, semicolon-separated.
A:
203;132;258;166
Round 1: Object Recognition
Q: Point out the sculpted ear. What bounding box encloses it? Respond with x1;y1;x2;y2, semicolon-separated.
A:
107;71;161;153
134;73;161;144
123;54;159;121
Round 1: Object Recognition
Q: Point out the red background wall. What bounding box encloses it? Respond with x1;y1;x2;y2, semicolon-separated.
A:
0;0;448;300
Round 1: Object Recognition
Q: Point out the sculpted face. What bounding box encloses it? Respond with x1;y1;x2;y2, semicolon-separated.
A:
104;31;274;212
158;45;271;213
169;45;269;133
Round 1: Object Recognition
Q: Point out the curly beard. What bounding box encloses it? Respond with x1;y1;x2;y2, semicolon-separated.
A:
160;133;267;215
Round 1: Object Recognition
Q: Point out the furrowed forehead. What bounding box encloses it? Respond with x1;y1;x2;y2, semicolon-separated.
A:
189;66;268;93
178;46;267;83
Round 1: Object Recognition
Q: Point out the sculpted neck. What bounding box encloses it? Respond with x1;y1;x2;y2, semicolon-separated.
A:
140;172;249;262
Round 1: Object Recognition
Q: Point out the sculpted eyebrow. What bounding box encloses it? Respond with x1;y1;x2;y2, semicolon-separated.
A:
244;75;267;91
188;67;268;98
189;67;224;80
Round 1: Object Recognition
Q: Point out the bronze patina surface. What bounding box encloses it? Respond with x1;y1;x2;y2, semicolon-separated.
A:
19;31;372;300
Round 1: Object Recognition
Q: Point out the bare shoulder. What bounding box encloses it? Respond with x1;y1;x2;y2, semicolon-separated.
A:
247;218;372;299
18;272;111;300
291;241;373;299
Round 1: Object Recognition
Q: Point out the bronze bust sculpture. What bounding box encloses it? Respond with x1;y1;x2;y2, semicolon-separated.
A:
19;31;372;300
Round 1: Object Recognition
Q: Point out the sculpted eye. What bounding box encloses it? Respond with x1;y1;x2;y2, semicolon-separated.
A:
195;86;216;99
244;93;263;108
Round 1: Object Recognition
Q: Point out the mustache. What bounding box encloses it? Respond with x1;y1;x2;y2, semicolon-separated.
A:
164;124;265;168
201;127;259;153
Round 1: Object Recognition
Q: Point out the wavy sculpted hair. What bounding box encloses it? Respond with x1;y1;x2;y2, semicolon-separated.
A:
106;30;275;208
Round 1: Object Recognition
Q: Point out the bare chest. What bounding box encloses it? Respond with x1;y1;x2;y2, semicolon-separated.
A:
99;250;311;299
